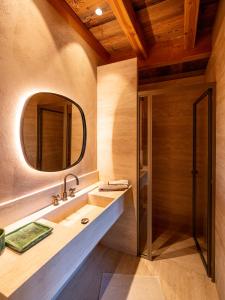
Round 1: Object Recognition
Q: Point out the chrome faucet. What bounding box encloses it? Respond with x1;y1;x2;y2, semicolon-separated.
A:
62;173;79;201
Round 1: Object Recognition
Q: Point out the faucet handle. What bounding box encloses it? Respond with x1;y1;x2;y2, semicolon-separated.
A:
52;194;60;206
69;187;76;197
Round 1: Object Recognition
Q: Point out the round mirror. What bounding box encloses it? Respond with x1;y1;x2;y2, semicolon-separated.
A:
21;92;86;172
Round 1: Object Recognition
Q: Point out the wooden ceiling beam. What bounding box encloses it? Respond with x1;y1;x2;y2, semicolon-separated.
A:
139;69;205;85
138;75;207;93
138;34;211;70
47;0;110;61
184;0;200;49
107;0;148;59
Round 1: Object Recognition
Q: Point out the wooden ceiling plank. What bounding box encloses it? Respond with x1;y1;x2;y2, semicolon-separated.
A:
47;0;110;61
184;0;200;49
138;34;211;70
106;0;148;58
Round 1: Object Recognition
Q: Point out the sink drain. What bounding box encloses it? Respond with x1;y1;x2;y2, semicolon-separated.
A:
81;218;89;225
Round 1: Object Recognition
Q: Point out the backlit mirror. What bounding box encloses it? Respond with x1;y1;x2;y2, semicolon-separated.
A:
21;92;86;172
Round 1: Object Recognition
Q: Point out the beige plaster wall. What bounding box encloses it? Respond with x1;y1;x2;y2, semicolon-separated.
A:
97;58;138;255
206;1;225;298
152;87;206;235
0;0;98;204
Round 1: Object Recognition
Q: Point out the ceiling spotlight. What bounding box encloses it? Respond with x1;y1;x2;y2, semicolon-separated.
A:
95;8;103;16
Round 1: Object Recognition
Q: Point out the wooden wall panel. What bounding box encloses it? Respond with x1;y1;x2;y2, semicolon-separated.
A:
152;87;205;234
206;1;225;298
97;58;138;255
22;100;38;167
41;110;64;170
71;106;83;163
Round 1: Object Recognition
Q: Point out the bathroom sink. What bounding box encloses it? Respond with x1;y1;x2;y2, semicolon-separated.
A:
44;193;115;226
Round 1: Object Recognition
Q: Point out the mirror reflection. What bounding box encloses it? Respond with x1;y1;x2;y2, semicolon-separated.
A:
21;92;86;172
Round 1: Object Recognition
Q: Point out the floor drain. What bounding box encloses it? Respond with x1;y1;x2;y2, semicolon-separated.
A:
81;218;89;225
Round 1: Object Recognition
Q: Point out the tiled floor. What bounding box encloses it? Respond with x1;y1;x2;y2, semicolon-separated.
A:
57;232;218;300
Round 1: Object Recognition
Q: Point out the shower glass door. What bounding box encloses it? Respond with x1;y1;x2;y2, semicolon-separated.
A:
193;88;213;277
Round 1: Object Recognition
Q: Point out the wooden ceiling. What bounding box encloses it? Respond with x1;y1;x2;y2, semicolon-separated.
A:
48;0;218;83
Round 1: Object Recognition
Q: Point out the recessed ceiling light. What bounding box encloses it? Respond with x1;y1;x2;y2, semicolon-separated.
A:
95;8;103;16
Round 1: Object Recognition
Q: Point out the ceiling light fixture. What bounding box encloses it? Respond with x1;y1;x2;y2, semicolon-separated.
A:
95;8;103;16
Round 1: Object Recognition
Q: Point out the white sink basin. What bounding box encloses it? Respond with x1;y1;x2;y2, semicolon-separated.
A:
44;193;115;226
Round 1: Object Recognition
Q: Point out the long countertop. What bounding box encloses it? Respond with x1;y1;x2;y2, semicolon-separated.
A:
0;182;129;300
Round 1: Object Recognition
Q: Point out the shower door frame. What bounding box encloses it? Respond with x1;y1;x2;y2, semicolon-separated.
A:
192;88;215;279
137;92;152;260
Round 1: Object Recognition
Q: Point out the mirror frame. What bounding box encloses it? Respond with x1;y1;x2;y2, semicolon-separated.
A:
20;92;87;172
